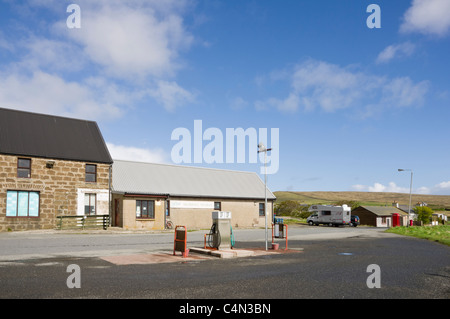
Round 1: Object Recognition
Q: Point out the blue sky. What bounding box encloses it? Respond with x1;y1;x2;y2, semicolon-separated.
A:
1;0;450;195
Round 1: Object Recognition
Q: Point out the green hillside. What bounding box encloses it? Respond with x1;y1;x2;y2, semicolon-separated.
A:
274;191;450;210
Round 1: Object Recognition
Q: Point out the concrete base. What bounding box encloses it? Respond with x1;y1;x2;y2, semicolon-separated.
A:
190;246;304;259
190;247;255;259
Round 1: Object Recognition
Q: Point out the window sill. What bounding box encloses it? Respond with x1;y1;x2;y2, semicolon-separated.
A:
6;216;40;218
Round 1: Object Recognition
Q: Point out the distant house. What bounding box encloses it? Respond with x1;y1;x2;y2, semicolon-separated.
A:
0;108;113;231
432;212;448;225
352;206;408;227
111;160;276;230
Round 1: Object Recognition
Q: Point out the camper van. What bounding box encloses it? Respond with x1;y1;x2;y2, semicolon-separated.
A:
307;204;351;227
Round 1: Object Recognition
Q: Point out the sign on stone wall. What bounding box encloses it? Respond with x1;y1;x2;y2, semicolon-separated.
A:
0;182;46;190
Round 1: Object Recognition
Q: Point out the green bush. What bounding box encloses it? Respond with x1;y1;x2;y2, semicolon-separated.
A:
414;206;434;224
274;200;309;218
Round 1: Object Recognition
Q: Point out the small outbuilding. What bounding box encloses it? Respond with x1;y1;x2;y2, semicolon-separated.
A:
352;206;409;227
111;160;276;230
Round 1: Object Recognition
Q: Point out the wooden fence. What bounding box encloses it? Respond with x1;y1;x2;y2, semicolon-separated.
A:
57;215;110;230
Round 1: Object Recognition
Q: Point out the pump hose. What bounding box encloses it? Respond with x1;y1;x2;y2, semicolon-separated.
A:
207;224;221;248
230;226;235;248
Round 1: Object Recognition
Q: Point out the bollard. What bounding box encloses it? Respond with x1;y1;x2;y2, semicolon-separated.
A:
271;223;288;250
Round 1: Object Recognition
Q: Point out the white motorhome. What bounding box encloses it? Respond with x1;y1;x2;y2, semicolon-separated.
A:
307;204;351;226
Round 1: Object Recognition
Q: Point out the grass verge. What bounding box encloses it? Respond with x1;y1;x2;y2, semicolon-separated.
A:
385;225;450;246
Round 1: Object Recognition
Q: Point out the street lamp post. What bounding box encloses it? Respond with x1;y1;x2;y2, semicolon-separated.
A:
398;169;413;224
258;143;272;250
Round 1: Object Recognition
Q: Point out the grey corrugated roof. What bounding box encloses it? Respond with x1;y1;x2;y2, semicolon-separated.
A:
112;160;276;200
0;108;113;164
359;206;407;216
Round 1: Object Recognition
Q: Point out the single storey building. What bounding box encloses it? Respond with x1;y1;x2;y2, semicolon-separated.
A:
352;206;408;227
111;160;276;230
0;108;113;231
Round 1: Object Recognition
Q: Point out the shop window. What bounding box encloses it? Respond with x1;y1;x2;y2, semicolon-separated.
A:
6;190;39;217
136;200;155;219
17;158;31;178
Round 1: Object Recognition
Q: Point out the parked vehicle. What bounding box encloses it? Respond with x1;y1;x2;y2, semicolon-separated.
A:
307;204;351;227
350;215;360;227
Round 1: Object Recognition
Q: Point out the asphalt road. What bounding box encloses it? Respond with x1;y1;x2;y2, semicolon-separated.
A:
0;225;399;260
0;226;449;302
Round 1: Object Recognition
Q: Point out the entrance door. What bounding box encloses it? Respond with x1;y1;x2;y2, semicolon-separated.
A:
114;199;120;227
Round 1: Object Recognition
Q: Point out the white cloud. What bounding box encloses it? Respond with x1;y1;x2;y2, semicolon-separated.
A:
351;182;410;193
60;1;197;111
230;97;249;110
148;80;196;112
257;93;300;113
351;181;450;195
64;0;193;80
351;184;368;192
18;37;86;73
400;0;450;36
416;186;431;195
107;143;167;163
436;181;450;189
292;60;367;112
0;0;196;116
383;77;429;108
255;59;429;116
0;31;15;51
369;182;410;193
376;42;416;64
431;181;450;195
0;70;123;120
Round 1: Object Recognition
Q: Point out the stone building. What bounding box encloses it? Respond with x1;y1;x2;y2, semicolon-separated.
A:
111;160;276;230
0;108;113;231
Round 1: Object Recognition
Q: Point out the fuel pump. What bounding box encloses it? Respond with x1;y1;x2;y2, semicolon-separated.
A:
207;211;232;250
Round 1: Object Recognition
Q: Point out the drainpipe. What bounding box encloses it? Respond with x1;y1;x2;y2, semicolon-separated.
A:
108;164;112;227
165;194;170;229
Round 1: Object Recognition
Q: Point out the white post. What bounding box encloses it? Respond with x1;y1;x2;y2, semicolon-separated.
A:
258;143;271;251
264;151;268;251
398;169;413;225
408;171;413;223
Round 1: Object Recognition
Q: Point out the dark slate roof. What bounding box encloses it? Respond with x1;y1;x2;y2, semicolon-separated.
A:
0;108;113;164
356;206;408;216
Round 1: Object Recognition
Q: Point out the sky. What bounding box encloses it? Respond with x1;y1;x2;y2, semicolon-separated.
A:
0;0;449;195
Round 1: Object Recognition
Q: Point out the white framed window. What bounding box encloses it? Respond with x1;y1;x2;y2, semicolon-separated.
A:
84;193;96;215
